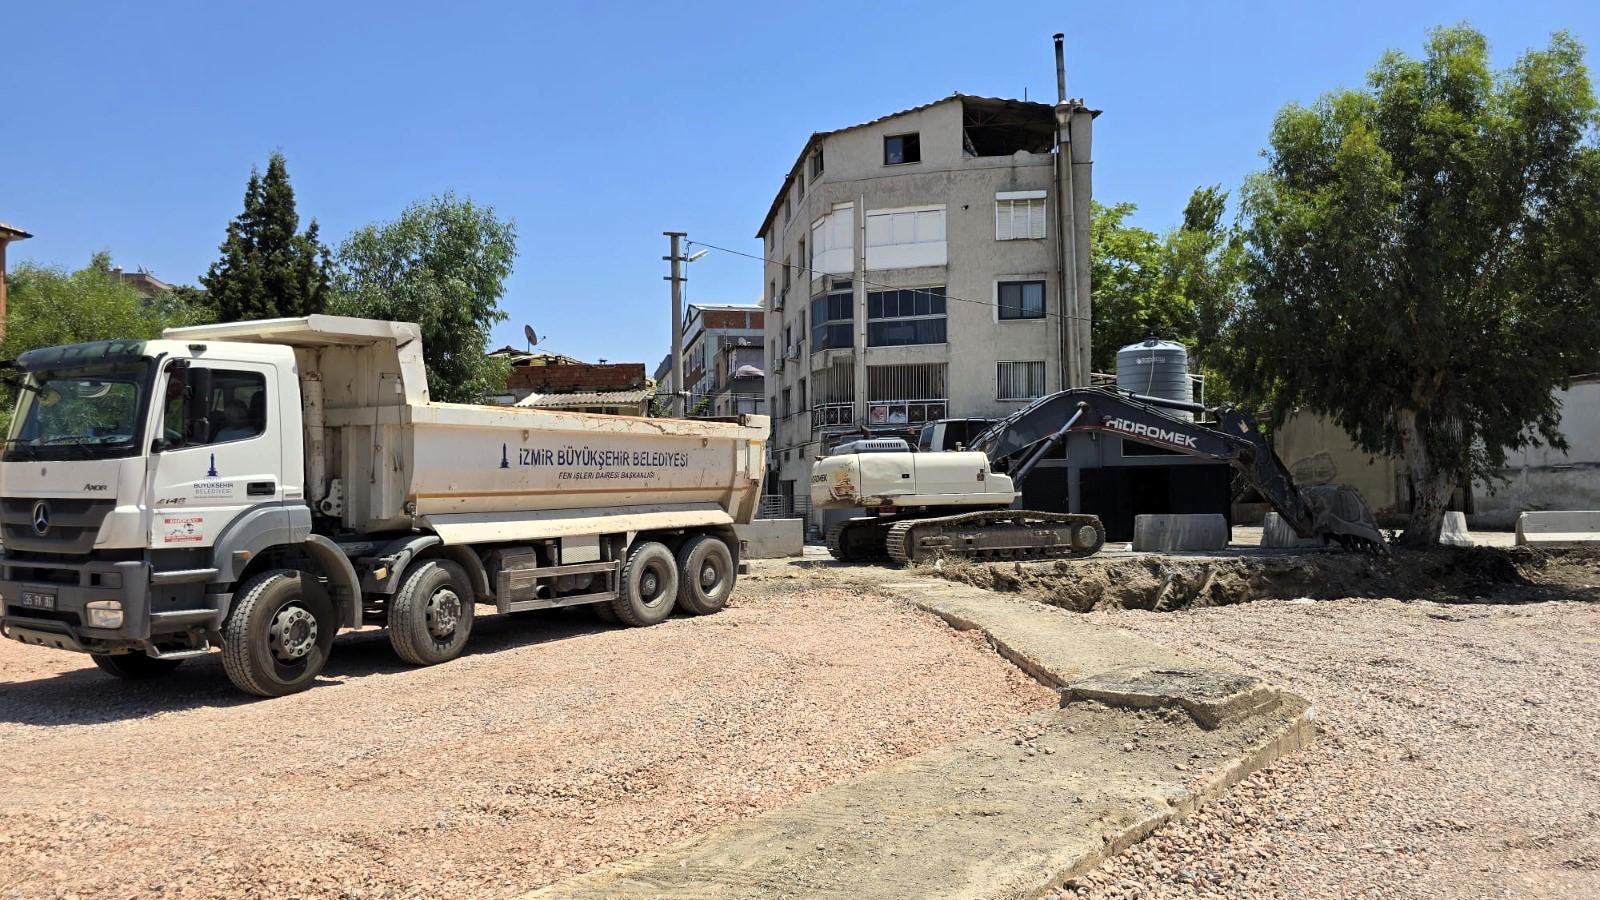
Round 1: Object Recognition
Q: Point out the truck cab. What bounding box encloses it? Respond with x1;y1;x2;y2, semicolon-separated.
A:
0;337;301;661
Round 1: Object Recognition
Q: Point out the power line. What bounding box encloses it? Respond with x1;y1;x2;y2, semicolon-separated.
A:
683;239;1091;324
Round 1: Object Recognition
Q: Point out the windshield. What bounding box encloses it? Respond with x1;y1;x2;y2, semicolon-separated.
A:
5;363;153;461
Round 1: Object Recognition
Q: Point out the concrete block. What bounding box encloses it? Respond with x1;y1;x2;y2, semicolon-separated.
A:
1514;510;1600;546
1260;511;1323;549
1439;511;1472;547
1132;514;1228;552
734;519;804;558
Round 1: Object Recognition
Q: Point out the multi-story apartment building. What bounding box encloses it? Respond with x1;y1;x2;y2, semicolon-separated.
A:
681;302;763;405
757;93;1095;521
655;302;766;416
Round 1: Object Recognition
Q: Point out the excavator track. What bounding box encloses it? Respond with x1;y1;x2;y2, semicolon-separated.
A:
825;517;891;562
884;510;1106;566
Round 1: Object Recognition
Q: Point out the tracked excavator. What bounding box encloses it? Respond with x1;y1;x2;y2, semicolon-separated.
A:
811;387;1385;565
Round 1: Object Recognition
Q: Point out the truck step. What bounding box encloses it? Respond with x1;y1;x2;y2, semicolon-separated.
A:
149;644;212;660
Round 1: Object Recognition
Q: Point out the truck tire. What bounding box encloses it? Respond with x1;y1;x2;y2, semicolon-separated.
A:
91;652;183;680
609;541;678;627
388;560;476;666
675;534;735;616
221;569;336;698
591;602;621;625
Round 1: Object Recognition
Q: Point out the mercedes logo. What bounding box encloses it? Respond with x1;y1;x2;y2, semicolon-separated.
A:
31;501;50;537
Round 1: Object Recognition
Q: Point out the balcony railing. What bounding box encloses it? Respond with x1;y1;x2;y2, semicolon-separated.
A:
865;398;947;428
811;402;855;430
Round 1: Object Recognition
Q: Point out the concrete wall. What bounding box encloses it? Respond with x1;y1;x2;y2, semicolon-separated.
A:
1273;378;1600;528
1472;379;1600;527
758;97;1064;529
1273;411;1406;515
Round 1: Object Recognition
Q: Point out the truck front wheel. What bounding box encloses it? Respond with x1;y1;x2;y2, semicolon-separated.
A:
221;569;337;698
675;535;735;616
388;560;476;666
610;541;678;627
91;652;183;680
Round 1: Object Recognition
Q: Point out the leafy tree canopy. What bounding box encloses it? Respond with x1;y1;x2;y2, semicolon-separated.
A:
1220;25;1600;545
0;253;203;430
333;194;516;403
1090;189;1246;400
201;152;333;321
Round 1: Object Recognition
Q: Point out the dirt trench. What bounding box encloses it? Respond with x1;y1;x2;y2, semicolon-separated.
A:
931;546;1600;613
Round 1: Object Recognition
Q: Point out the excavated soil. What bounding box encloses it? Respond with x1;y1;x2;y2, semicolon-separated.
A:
932;547;1600;612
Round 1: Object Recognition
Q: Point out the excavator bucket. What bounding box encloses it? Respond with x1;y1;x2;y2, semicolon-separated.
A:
1301;484;1387;552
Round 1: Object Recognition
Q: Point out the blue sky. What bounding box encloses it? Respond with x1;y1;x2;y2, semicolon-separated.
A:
4;1;1597;365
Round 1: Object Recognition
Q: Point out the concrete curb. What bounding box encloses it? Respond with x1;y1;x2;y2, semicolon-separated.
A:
524;573;1315;899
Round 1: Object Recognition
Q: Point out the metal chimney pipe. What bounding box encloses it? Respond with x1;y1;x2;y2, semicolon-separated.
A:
1054;33;1067;102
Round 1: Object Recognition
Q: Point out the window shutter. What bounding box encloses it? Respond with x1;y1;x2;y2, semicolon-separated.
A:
1028;198;1047;239
996;200;1013;241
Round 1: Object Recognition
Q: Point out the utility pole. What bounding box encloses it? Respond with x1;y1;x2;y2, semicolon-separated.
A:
663;231;688;416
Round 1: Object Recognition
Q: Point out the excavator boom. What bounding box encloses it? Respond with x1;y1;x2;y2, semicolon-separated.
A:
973;389;1386;552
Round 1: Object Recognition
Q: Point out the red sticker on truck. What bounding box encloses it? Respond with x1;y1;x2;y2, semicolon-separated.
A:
161;515;204;544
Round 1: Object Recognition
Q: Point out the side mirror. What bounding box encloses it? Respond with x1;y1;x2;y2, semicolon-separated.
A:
184;367;213;445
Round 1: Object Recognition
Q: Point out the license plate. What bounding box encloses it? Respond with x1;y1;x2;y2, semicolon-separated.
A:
19;590;56;611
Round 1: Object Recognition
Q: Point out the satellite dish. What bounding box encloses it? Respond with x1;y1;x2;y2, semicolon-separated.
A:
523;324;539;349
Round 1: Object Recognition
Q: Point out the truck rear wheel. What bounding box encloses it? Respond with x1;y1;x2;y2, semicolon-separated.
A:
388;560;476;666
675;534;735;615
91;652;183;680
221;569;336;698
609;541;678;626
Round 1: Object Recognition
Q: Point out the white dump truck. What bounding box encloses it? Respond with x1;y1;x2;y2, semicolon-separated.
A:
0;316;767;696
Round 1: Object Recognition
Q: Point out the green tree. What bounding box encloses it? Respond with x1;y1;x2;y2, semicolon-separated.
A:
0;253;201;430
334;194;516;403
1090;189;1246;402
1222;25;1600;546
201;152;333;321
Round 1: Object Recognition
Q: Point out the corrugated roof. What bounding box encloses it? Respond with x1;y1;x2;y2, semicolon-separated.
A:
755;94;1063;238
515;388;654;408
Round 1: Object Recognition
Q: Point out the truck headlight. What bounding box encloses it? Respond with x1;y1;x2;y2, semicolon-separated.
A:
85;600;124;629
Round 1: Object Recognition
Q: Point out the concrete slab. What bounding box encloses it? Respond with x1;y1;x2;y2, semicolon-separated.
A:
1515;510;1600;546
1440;510;1472;547
527;573;1315;900
736;519;805;558
1132;514;1229;552
524;701;1311;900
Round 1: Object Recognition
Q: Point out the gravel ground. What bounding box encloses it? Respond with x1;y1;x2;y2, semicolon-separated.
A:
1055;595;1600;899
0;569;1053;900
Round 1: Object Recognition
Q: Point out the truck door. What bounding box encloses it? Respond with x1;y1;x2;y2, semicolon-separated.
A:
147;363;283;551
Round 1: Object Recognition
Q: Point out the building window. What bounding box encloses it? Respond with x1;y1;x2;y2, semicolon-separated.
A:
769;278;776;310
866;362;947;426
810;280;854;351
781;256;792;292
867;287;946;347
884;132;921;166
864;206;946;269
997;361;1046;401
799;237;807;277
797;170;805;200
811;148;825;179
784;196;792;223
797;377;807;410
998;280;1046;320
996;193;1047;240
781;387;791;418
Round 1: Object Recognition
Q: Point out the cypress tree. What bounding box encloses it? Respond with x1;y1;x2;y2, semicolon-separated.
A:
202;153;332;321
